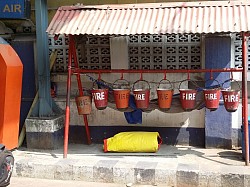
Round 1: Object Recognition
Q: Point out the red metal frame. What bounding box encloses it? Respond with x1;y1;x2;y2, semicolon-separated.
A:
70;36;91;145
242;32;249;165
63;34;249;166
72;68;243;74
63;37;72;158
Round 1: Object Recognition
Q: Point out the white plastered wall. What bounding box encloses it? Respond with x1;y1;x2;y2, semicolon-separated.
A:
52;36;205;128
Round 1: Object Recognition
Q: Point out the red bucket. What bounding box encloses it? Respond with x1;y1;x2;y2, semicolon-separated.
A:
157;79;173;111
179;89;197;111
133;80;150;109
113;89;130;110
222;90;240;112
133;89;150;109
113;79;130;110
75;95;92;115
179;79;198;111
203;88;221;111
92;88;108;110
221;79;241;112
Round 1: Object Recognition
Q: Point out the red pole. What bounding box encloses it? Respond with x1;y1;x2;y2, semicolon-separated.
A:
242;32;249;166
72;68;242;74
63;35;73;158
70;36;91;144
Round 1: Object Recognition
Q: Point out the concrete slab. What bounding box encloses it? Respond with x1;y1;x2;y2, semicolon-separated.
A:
12;144;250;186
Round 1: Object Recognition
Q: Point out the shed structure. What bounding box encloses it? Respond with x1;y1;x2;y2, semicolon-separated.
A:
46;0;250;165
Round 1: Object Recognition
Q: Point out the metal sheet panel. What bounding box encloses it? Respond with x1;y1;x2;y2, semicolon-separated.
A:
46;1;250;35
11;40;36;133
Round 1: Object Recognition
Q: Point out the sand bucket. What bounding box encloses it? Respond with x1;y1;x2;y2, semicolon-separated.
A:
179;79;198;111
157;79;173;111
113;79;130;110
75;95;92;115
203;79;221;111
132;80;150;109
221;79;241;112
92;81;109;110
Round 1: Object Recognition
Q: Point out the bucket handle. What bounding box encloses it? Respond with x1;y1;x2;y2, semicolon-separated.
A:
178;79;199;90
132;80;150;90
92;79;109;90
222;79;241;90
113;79;130;89
75;87;91;97
157;79;173;90
204;79;221;89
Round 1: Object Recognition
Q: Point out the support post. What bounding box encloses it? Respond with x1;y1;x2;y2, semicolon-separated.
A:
63;36;73;158
33;0;61;117
242;32;249;166
70;35;91;145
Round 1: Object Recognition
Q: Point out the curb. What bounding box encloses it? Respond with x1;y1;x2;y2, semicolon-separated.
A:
12;156;250;187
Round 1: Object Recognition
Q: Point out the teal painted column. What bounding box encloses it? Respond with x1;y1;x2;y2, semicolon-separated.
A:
32;0;61;117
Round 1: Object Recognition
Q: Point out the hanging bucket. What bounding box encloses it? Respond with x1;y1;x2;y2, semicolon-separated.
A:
133;80;150;109
203;79;221;111
157;79;173;111
221;79;241;112
113;79;130;110
75;95;92;115
179;79;198;111
92;80;109;110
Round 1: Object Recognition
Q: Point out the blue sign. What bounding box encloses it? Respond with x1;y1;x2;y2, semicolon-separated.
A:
0;0;30;19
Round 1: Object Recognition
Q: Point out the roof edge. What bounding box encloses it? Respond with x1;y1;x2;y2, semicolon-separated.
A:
58;0;250;11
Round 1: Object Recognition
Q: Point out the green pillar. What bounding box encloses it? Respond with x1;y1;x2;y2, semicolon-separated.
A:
32;0;61;117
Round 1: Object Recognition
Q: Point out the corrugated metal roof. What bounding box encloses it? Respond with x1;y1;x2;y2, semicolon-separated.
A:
46;1;250;35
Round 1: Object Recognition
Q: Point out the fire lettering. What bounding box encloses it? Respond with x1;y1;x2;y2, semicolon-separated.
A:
224;94;238;102
182;93;196;100
205;93;217;100
159;94;169;100
93;92;105;100
134;94;145;100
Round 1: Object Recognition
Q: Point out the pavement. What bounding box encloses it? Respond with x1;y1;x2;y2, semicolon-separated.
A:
12;144;250;187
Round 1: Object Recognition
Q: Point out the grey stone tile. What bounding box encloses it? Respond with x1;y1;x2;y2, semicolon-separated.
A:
155;161;177;186
244;173;250;187
113;160;136;184
14;158;35;178
199;171;222;187
93;160;118;183
199;164;221;187
72;159;99;182
134;161;157;185
176;163;199;187
54;159;76;180
221;173;244;187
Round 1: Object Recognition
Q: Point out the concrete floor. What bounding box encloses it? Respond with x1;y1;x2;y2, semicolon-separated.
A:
15;144;246;166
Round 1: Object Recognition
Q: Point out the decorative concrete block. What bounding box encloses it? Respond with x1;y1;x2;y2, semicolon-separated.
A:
25;115;65;149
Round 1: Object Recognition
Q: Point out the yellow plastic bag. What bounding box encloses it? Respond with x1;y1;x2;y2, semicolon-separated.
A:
103;131;162;153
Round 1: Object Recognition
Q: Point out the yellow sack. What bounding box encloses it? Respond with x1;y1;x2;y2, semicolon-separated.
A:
104;131;162;153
